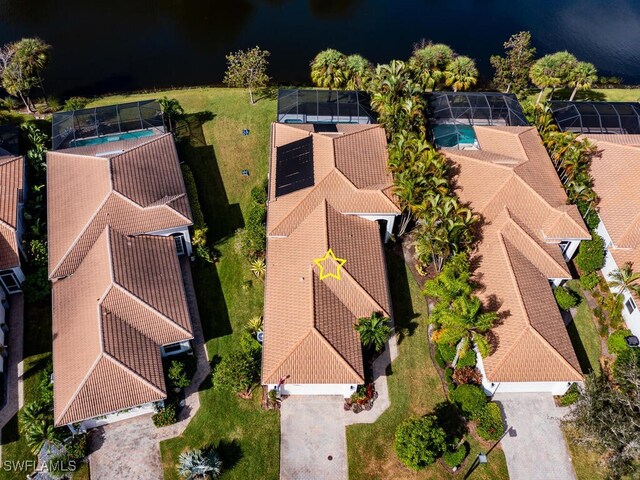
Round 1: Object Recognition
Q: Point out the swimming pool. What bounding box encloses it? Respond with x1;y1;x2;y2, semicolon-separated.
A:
70;129;156;147
432;124;477;148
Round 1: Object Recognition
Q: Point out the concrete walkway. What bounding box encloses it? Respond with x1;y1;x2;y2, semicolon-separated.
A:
280;396;348;480
89;259;209;479
0;293;24;461
494;392;577;480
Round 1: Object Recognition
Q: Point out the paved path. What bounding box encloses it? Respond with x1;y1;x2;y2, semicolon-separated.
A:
494;393;577;480
0;293;24;462
89;259;209;479
280;396;347;480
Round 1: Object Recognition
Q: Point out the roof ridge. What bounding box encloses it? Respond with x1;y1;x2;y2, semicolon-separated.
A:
112;191;193;223
264;329;314;382
102;350;165;394
446;149;521;170
55;351;104;425
108;132;171;160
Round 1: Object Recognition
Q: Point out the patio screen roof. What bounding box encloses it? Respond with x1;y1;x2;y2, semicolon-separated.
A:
550;101;640;134
51;100;165;150
277;89;376;124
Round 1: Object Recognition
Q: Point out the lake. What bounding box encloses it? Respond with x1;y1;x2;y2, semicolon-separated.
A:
1;0;640;96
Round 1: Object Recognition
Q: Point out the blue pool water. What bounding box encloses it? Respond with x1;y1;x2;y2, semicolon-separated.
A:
432;124;477;148
70;129;156;147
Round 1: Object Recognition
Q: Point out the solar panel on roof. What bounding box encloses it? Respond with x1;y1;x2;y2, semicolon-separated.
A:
275;137;314;197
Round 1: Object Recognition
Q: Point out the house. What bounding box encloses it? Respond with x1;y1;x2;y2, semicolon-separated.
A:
262;121;400;397
551;101;640;338
431;101;591;395
47;130;196;428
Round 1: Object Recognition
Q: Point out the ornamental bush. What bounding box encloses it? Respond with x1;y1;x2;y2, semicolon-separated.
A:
434;349;446;369
476;402;504;440
452;367;482;385
443;442;468;468
394;415;447;470
607;329;632;355
168;360;191;390
553;286;578;310
559;383;580;407
580;271;600;291
438;342;457;364
152;404;177;427
455;349;476;368
450;384;487;419
574;234;605;274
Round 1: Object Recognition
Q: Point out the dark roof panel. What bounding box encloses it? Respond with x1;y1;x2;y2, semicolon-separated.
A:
550;101;640;134
275;137;315;197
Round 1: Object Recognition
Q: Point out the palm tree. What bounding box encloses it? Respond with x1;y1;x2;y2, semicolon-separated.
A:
177;448;222;480
530;51;577;103
310;49;347;89
343;54;372;90
250;257;266;278
159;97;184;133
443;56;478;92
13;37;51;102
608;263;640;298
354;312;393;352
423;253;473;302
20;401;61;455
409;43;454;90
568;62;598;101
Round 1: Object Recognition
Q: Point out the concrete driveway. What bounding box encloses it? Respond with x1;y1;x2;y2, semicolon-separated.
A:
280;396;347;480
493;393;576;480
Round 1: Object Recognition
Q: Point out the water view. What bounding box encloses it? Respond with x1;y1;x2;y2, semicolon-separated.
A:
2;0;640;95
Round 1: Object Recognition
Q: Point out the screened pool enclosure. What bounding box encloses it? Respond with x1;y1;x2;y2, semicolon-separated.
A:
52;100;165;150
427;92;529;148
550;101;640;135
277;89;376;124
0;125;19;156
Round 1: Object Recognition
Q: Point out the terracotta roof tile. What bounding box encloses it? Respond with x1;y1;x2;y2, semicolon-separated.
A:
0;156;23;270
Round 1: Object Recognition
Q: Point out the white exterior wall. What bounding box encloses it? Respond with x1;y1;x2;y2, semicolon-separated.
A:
267;383;356;398
475;346;576;396
147;226;193;256
160;341;192;357
597;221;640;337
353;213;397;242
78;402;158;430
561;240;581;262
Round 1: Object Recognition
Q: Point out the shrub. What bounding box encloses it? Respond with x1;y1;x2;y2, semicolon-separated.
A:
152;404;177;427
39;360;54;406
63;96;89;111
212;333;261;396
452;367;481;385
22;267;51;302
559;383;580;406
394;415;447;470
443;442;468;468
250;183;267;205
574;234;605;274
456;349;476;368
180;164;205;229
437;343;457;364
608;329;632;355
245;203;267;255
66;433;88;460
554;286;578;310
580;271;600;291
476;402;504;440
434;349;446;369
450;384;487;419
168;360;191;390
613;348;640;393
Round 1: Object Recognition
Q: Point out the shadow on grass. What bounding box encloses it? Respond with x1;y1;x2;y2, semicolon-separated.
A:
386;252;420;345
192;263;232;341
546;88;607;102
1;413;20;445
567;315;594;374
215;439;243;472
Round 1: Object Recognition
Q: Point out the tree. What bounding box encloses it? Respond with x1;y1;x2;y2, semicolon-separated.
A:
20;401;62;455
568;61;598;101
223;46;270;104
159;97;184;133
443;56;478;92
409;42;454;91
608;262;640;298
309;48;347;89
574;234;605;274
354;312;393;352
394;415;448;470
569;375;640;478
0;38;51;112
343;54;372;90
177;449;222;480
490;31;536;94
211;333;261;397
529;51;578;103
168;360;191;389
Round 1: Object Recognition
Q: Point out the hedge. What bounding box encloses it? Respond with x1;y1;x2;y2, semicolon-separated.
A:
438;342;457;364
456;349;476;368
607;329;632;355
553;286;578;310
574;234;605;274
450;384;487;419
181;164;205;229
476;402;504;440
443;442;468;468
580;271;600;291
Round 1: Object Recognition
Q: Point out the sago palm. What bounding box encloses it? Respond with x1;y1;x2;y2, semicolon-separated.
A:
250;257;266;279
310;49;347;89
355;312;393;352
443;56;478;92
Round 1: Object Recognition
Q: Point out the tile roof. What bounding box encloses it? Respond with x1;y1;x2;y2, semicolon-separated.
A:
580;135;640;250
53;228;192;426
0;155;23;270
444;126;587;383
47;134;192;279
267;123;399;236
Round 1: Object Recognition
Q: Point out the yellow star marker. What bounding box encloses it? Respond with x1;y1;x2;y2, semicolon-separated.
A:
313;248;347;281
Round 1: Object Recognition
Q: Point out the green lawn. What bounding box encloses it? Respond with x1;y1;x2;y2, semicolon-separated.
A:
565;281;602;376
347;254;509;480
526;87;640;104
89;88;281;479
